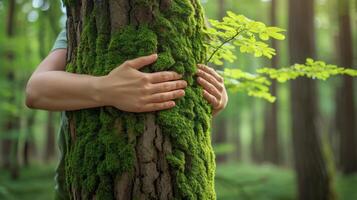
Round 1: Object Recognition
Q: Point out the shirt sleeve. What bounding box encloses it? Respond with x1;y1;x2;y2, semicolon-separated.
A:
51;29;68;52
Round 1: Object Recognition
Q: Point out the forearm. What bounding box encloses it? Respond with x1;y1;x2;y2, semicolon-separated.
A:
26;71;103;111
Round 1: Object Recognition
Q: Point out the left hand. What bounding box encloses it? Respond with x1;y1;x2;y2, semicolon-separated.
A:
196;64;228;116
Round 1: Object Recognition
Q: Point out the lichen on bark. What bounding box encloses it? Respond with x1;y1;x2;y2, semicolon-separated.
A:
61;0;215;199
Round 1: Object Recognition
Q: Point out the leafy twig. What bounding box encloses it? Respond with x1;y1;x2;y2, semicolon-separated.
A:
206;28;244;64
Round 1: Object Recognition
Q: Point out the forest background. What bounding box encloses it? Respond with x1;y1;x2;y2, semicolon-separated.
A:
0;0;357;199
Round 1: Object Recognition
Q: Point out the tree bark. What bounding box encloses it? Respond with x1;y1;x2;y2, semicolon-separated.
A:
336;0;357;174
262;0;280;165
60;0;215;199
288;0;334;199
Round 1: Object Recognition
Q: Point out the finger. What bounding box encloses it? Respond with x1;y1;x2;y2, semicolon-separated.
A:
198;64;224;83
150;80;187;93
140;101;176;112
196;69;224;92
148;71;182;83
125;54;158;70
145;90;185;103
203;90;221;109
197;77;222;101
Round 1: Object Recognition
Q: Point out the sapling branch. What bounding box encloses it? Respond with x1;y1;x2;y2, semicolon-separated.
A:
206;28;245;64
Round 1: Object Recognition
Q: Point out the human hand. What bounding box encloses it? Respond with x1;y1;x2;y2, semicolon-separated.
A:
196;64;228;116
96;54;187;112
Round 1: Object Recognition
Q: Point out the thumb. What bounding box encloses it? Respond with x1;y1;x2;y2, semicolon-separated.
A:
125;54;158;70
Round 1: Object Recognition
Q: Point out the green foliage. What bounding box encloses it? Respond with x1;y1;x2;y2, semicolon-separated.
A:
222;59;357;102
205;11;357;102
204;11;285;65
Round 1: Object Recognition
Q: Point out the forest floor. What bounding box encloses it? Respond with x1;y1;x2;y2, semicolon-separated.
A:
1;162;357;200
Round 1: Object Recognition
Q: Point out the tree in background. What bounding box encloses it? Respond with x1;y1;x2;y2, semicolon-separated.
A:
212;0;228;164
1;0;20;180
288;0;334;199
336;0;357;174
262;0;280;165
61;0;215;199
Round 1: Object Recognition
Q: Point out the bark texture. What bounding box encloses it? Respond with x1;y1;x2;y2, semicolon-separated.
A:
61;0;215;199
288;0;334;199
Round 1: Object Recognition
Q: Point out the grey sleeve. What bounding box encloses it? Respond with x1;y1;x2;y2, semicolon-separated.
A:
51;30;68;52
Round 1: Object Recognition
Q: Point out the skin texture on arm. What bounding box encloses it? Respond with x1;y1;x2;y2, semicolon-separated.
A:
26;49;228;115
26;50;187;112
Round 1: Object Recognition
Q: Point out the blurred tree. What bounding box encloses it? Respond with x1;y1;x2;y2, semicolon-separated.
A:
23;111;37;167
262;0;280;165
45;112;56;161
212;0;228;164
288;0;334;199
336;0;357;174
1;0;20;180
250;101;261;163
60;0;215;199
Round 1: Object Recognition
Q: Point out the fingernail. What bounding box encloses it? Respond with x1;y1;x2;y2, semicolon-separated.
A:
152;53;158;58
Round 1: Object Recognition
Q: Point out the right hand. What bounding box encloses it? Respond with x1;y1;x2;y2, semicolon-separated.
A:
96;54;187;112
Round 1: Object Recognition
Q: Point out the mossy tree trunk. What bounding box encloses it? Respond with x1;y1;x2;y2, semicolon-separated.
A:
61;0;215;199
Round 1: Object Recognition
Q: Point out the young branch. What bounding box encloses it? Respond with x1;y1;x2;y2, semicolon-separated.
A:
206;28;245;64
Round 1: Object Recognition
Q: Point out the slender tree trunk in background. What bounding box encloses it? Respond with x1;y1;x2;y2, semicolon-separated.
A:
250;101;261;163
1;0;15;170
233;112;241;161
61;0;215;199
24;112;37;167
262;0;280;165
211;0;228;164
212;117;227;163
45;112;56;161
288;0;334;199
1;0;20;180
336;0;357;174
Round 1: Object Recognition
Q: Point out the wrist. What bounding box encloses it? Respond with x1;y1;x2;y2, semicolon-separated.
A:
91;75;107;107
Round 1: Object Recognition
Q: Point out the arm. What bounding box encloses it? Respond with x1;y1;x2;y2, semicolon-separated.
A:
26;50;187;112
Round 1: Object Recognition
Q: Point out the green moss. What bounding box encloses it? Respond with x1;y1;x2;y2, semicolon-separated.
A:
152;51;175;71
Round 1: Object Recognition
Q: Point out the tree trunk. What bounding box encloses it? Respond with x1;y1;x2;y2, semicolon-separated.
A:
60;0;215;199
211;0;228;164
24;111;37;167
212;117;227;163
45;112;56;161
288;0;334;199
250;101;261;163
1;0;20;180
262;0;280;165
336;0;357;174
